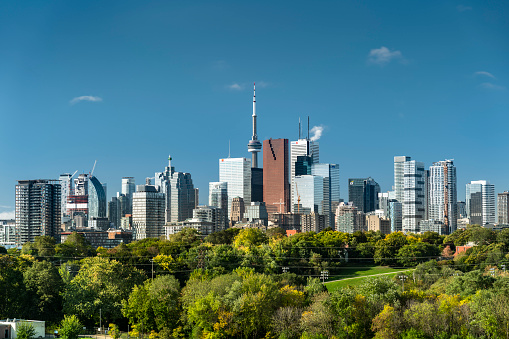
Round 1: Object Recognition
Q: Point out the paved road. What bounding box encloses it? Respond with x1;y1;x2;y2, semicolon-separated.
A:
326;269;414;284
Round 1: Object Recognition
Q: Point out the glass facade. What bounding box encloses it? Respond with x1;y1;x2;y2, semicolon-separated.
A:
290;139;319;212
348;177;380;213
294;175;323;214
311;163;340;228
88;176;107;224
219;157;251;216
466;180;495;225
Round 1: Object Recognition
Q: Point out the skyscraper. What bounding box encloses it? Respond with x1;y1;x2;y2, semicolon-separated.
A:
209;182;228;210
132;184;165;240
335;202;365;233
59;173;73;219
428;160;457;234
88;176;108;229
290;138;319;212
155;156;196;223
121;177;135;215
294;175;324;215
394;156;411;203
15;179;61;245
348;177;380;213
403;160;425;233
263;138;290;215
219;157;251;216
466;180;495;225
312;163;340;228
497;192;509;225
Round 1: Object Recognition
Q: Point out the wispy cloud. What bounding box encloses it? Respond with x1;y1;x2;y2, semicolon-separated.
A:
0;211;14;219
480;82;506;91
310;125;325;141
457;5;472;12
256;81;270;88
70;96;103;105
368;46;404;65
227;83;243;91
212;60;229;70
0;205;12;209
474;71;496;79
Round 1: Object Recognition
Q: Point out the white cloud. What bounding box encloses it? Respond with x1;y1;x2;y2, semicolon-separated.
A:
256;81;270;88
227;83;243;90
368;46;404;65
70;96;103;105
474;71;496;79
480;82;506;91
310;125;324;141
0;211;15;219
457;5;472;12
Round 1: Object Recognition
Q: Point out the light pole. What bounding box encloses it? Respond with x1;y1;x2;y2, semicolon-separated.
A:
282;266;289;274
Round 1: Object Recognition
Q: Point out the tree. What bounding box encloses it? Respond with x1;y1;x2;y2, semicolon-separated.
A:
204;228;240;245
23;260;64;324
0;246;7;254
266;227;286;239
59;315;82;339
397;242;440;267
56;232;94;258
16;322;36;339
63;257;146;327
446;270;495;297
233;228;268;248
374;232;408;265
122;275;181;332
109;324;121;339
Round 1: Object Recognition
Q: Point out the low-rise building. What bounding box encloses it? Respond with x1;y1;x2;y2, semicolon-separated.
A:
0;319;45;339
365;214;391;234
302;213;326;233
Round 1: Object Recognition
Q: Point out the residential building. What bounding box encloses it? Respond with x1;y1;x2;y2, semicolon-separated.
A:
428;160;457;234
0;219;16;246
403;160;426;233
108;196;120;228
271;213;302;231
419;219;446;235
193;205;226;233
311;163;340;228
15;179;61;245
348;177;380;213
498;192;509;225
59;173;73;220
466;180;495;225
302;213;326;233
121;177;135;215
263;138;290;215
219;157;251;216
366;214;391;234
132;185;165;240
335;202;365;233
88;176;107;226
389;200;402;233
394;156;411;203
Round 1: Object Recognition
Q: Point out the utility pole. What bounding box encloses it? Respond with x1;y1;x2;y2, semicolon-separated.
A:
398;275;407;292
150;259;154;280
320;270;329;283
99;308;102;337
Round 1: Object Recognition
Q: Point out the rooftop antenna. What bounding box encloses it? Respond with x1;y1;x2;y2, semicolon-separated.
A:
307;116;310;141
298;117;301;139
228;140;231;158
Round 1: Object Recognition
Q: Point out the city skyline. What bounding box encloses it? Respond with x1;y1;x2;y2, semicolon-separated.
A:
1;1;508;219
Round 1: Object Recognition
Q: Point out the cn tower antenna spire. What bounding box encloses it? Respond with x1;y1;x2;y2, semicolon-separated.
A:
247;82;262;168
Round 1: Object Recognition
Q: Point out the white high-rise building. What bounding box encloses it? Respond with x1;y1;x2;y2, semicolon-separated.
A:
290;139;319;212
403;160;425;233
219;157;251;216
59;173;73;219
428;160;457;234
466;180;495;225
132;185;165;240
121;177;135;198
394;156;411;203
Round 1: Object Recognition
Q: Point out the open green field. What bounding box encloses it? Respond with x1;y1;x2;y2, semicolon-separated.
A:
325;266;413;292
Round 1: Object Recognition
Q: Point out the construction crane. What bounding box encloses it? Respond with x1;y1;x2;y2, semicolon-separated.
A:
70;170;78;179
90;160;97;177
294;182;301;214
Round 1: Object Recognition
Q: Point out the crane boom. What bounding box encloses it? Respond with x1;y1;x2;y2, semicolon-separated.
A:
294;182;301;214
90;160;97;177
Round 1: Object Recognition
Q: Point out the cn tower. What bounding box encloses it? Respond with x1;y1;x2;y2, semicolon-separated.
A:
247;82;262;168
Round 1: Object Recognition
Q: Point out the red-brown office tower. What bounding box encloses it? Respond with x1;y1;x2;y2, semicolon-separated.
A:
263;138;290;215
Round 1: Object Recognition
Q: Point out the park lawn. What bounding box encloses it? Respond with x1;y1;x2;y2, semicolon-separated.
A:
328;265;409;281
325;267;412;292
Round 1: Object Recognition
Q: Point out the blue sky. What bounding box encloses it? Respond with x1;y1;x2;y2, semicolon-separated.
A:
1;0;508;218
